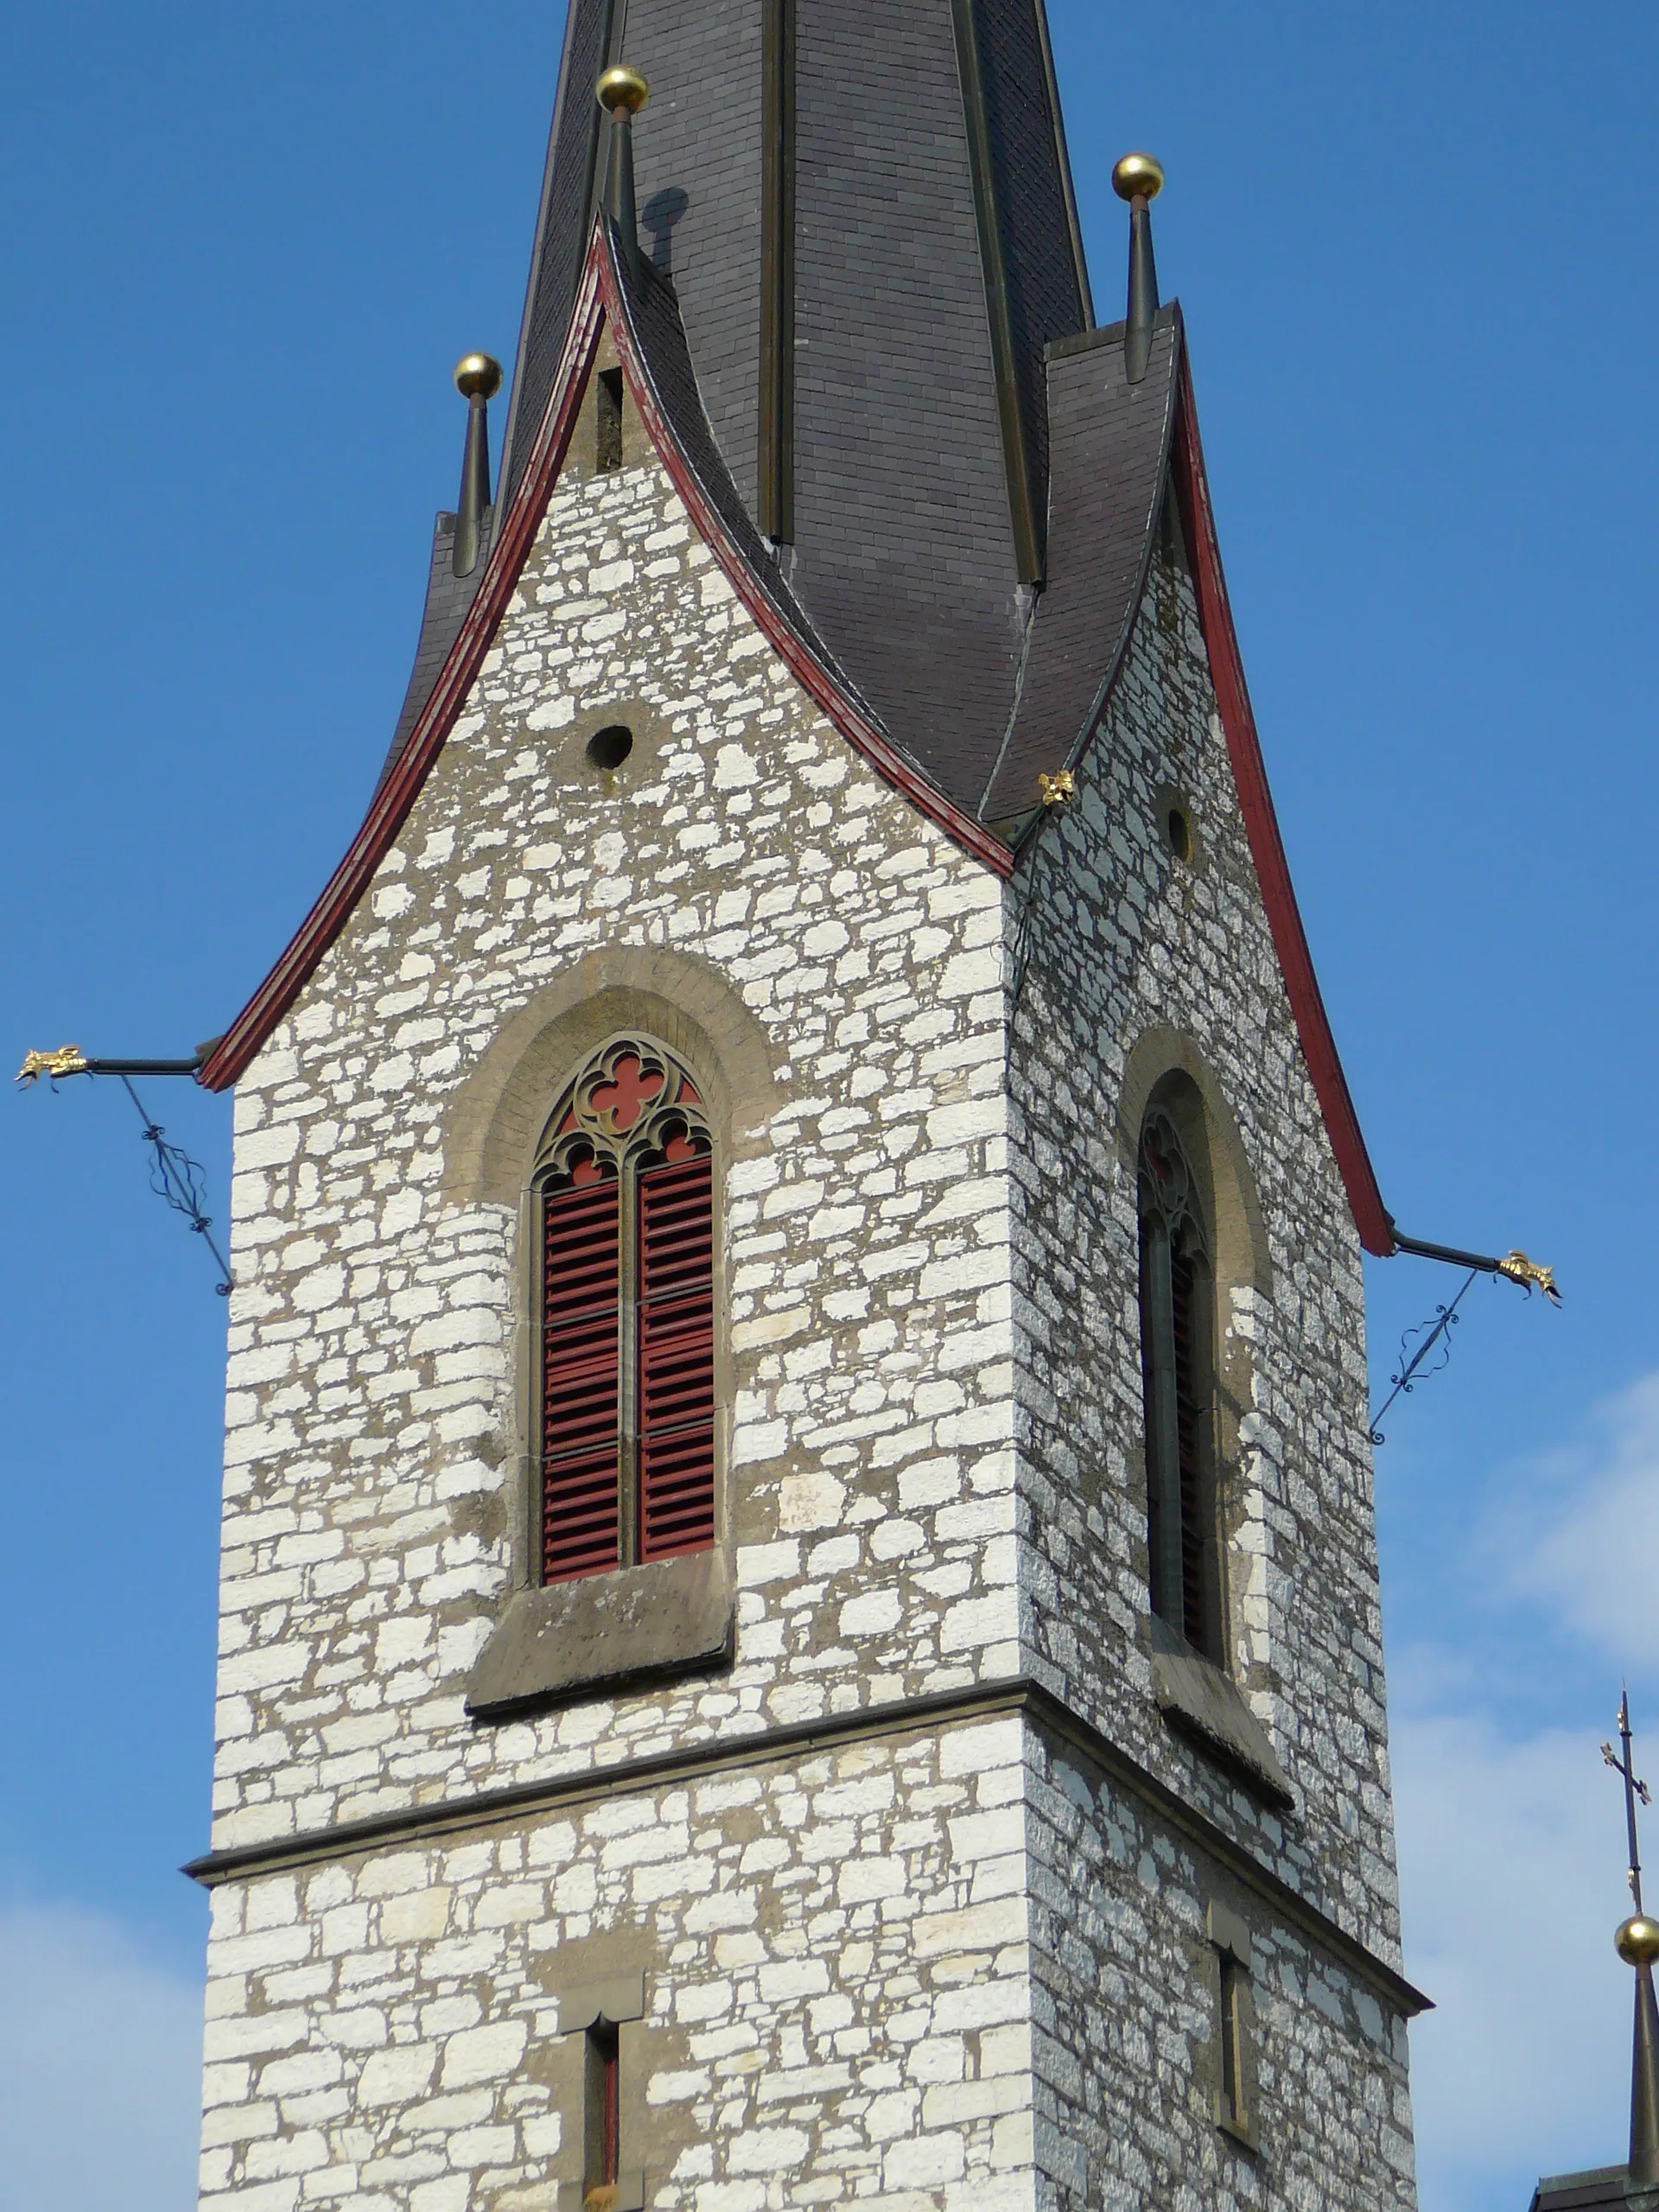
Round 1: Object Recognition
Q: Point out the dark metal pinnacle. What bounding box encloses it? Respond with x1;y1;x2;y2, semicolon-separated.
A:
601;89;644;280
1125;198;1160;385
454;396;493;579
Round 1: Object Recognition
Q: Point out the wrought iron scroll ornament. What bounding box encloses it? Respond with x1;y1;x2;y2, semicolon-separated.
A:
1369;1234;1563;1444
537;1039;710;1183
1367;1271;1478;1446
14;1046;232;1295
119;1078;233;1296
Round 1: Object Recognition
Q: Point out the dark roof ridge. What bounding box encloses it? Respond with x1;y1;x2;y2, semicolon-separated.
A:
1531;2170;1659;2210
372;508;496;799
601;229;1016;874
984;306;1393;1255
981;310;1181;826
607;248;883;739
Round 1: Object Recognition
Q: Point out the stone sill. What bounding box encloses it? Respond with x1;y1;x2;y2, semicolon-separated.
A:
1148;1615;1294;1810
466;1549;733;1719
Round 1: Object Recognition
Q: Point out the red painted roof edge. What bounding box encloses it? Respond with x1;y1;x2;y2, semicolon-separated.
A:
200;229;1013;1092
198;250;609;1092
1168;343;1395;1259
598;248;1014;878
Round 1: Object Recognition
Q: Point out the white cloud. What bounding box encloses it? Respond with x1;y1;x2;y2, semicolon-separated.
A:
0;1897;201;2212
1500;1371;1659;1664
1394;1700;1632;2212
1388;1370;1659;2211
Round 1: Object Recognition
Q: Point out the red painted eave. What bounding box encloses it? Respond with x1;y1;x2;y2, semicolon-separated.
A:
200;226;1010;1094
1167;341;1395;1259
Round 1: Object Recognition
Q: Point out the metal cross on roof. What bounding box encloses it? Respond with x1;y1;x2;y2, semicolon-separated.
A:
1603;1689;1653;1911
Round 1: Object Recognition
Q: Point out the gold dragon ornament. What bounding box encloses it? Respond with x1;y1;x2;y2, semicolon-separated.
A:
16;1045;89;1084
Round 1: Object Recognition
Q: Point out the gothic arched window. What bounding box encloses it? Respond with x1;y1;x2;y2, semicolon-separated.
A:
1137;1104;1223;1662
535;1039;715;1584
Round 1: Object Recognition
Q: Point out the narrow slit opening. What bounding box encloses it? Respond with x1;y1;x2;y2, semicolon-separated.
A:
596;368;624;473
585;2020;620;2202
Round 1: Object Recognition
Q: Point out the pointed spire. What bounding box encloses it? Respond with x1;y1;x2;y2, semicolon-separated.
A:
1604;1693;1659;2183
1626;1937;1659;2187
1112;151;1165;385
451;352;502;579
597;66;650;280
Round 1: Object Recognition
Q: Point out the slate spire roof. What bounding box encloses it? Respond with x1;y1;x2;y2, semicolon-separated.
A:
493;0;1092;803
201;5;1399;1262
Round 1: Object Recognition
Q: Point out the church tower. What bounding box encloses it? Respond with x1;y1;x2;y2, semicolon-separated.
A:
187;6;1426;2207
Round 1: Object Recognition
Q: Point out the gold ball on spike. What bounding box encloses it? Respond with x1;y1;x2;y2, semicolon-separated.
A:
597;65;650;116
1617;1916;1659;1967
454;352;503;401
1112;151;1166;203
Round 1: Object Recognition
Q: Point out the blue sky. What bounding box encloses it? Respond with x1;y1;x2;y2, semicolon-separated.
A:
1;3;1655;2207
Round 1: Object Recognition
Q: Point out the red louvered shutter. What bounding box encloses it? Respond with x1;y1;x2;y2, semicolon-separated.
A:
541;1162;622;1581
636;1136;715;1560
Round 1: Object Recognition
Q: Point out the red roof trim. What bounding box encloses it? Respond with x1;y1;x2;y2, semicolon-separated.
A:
200;252;609;1091
200;230;1013;1091
1167;345;1395;1258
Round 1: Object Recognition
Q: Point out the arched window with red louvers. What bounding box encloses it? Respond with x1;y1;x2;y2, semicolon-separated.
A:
1137;1102;1224;1663
535;1039;716;1584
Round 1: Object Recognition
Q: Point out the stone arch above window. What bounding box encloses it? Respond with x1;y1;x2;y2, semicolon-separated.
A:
1116;1027;1271;1304
438;949;782;1211
536;1039;716;1585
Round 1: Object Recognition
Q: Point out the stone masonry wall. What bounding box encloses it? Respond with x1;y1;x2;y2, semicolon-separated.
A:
1006;546;1404;1959
199;1714;1038;2212
1024;1724;1416;2212
215;393;1014;1855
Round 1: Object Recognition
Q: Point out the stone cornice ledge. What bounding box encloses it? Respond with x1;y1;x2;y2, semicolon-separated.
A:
182;1676;1429;2018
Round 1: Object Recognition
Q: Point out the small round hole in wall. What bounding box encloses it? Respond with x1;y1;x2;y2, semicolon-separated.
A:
587;724;634;772
1165;804;1192;863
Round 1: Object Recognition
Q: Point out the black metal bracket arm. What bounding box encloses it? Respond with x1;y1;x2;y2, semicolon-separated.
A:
1389;1227;1561;1305
15;1046;232;1295
16;1044;206;1084
1368;1224;1562;1446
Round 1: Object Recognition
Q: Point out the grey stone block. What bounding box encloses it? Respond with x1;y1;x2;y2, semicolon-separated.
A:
466;1550;734;1717
1149;1614;1294;1809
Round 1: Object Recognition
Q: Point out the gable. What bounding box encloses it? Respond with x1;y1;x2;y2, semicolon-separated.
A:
199;225;1014;1096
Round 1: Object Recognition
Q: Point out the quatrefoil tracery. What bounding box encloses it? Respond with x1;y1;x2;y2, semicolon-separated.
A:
537;1039;709;1187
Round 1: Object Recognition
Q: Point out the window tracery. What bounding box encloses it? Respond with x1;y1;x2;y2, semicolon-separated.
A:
536;1039;715;1584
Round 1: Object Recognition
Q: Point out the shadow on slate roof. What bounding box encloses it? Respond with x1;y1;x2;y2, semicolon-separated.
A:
979;308;1182;827
375;2;1191;835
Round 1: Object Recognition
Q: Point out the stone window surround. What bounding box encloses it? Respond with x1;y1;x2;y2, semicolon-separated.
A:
1118;1027;1290;1807
448;950;782;1718
1205;1897;1260;2152
547;1967;649;2212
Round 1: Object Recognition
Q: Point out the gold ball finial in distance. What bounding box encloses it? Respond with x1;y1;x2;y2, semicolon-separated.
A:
597;65;650;117
454;352;503;402
1617;1916;1659;1967
1112;151;1165;204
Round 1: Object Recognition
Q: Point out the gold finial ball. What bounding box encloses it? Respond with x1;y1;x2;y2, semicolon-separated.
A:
597;65;650;117
1617;1916;1659;1967
454;352;503;402
1112;151;1165;204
